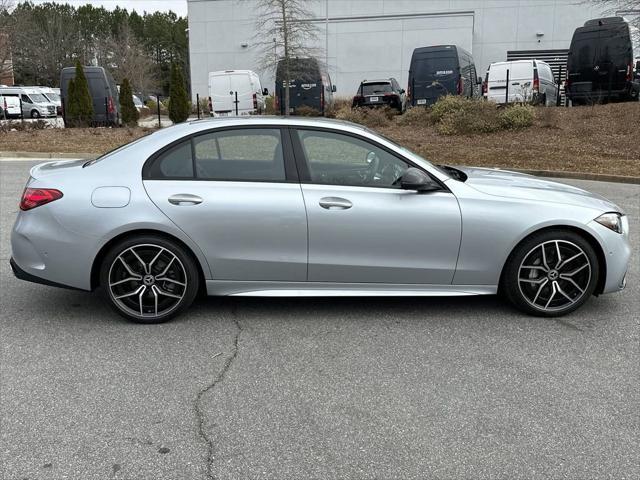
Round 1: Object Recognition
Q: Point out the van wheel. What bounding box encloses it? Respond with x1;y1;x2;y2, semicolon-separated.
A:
30;110;40;119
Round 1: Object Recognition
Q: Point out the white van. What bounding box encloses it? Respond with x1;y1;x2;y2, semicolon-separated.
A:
0;86;57;118
38;86;62;115
208;70;267;116
0;95;22;119
483;60;558;106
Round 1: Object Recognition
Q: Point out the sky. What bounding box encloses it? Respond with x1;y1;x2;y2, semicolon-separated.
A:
29;0;188;16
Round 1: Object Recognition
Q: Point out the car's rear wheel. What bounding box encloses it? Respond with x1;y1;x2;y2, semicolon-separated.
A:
502;230;599;317
31;110;40;119
99;235;200;323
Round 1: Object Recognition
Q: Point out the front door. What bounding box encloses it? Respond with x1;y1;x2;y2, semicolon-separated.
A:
143;127;307;281
292;128;462;284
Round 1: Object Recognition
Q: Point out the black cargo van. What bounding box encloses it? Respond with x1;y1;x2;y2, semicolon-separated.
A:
408;45;481;106
566;17;636;104
275;58;336;115
60;66;120;126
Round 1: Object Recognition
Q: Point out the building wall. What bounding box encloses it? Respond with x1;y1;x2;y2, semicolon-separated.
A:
187;0;612;101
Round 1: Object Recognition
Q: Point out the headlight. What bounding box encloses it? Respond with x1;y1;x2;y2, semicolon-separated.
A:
595;212;626;234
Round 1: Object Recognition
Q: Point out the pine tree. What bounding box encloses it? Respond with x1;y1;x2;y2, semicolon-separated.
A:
168;63;189;124
67;60;94;127
119;78;139;127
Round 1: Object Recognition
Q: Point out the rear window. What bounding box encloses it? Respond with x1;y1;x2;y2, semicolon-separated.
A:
570;27;631;68
359;82;393;95
412;56;458;80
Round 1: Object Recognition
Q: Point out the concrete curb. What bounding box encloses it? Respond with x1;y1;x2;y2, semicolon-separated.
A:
1;152;638;184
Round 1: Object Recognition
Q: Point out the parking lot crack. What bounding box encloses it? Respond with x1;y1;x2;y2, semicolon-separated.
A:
194;304;242;480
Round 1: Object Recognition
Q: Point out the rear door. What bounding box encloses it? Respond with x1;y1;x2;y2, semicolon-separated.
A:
210;75;233;115
410;51;459;105
229;73;254;115
143;127;308;281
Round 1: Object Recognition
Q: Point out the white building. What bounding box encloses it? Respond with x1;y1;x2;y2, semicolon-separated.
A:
187;0;628;100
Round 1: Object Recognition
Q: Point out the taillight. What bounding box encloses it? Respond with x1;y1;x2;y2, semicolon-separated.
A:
20;188;63;211
457;77;464;95
626;62;633;81
275;94;279;113
320;88;325;111
107;96;115;113
208;96;213;114
533;69;540;92
407;83;411;101
253;93;258;110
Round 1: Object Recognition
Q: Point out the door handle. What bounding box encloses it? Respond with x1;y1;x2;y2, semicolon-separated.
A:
319;197;352;210
168;194;203;206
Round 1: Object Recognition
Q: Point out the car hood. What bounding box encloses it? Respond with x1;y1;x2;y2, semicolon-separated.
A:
454;166;622;213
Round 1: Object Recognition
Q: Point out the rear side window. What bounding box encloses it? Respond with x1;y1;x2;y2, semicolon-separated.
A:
146;128;286;182
194;129;285;181
148;140;194;178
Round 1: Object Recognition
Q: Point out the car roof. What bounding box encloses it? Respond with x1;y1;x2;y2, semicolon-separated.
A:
187;115;368;131
361;79;393;84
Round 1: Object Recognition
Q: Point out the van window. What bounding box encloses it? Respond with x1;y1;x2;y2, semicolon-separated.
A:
21;94;31;104
413;56;457;80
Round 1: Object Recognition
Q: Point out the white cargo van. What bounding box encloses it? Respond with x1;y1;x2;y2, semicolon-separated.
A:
484;60;558;106
38;86;62;115
0;86;57;118
0;95;22;119
208;70;267;116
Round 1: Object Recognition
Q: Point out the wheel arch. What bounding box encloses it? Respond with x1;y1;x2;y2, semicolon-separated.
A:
499;225;607;295
90;229;208;294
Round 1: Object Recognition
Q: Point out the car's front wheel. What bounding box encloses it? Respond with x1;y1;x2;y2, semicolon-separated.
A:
99;235;200;323
501;230;599;317
30;110;40;119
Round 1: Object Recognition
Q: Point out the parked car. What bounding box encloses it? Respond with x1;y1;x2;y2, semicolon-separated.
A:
208;70;267;117
60;66;120;126
275;58;336;115
38;86;62;115
408;45;482;106
352;78;406;113
10;117;630;324
483;60;558;106
0;86;57;118
566;17;636;104
0;95;22;119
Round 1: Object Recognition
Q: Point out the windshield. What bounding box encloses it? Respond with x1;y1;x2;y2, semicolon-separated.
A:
45;92;60;102
360;82;392;95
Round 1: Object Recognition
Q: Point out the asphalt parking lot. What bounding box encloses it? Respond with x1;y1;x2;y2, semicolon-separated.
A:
1;159;638;480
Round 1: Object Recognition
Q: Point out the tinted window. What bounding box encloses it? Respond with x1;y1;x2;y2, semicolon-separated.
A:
296;129;409;188
193;128;285;181
413;56;458;80
21;94;31;103
360;82;393;95
149;140;194;178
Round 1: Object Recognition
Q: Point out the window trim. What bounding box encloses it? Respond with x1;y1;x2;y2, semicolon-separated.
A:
142;125;299;183
289;126;448;192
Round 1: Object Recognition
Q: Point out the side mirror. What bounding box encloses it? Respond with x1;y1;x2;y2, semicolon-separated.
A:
400;88;406;94
477;76;483;85
332;85;337;93
635;60;640;72
262;88;269;96
400;167;440;192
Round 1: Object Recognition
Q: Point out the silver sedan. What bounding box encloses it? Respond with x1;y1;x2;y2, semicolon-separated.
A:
10;117;631;323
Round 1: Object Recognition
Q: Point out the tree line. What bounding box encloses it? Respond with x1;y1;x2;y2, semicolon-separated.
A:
0;0;188;97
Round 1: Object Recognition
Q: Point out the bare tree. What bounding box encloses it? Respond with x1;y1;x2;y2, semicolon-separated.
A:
0;0;15;81
252;0;322;115
590;0;640;44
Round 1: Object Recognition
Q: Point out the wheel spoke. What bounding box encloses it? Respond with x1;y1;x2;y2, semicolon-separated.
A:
130;247;149;274
152;284;182;299
110;276;142;287
148;247;165;273
560;262;589;277
557;251;584;270
521;265;548;272
115;285;145;300
156;257;175;278
519;277;547;285
544;281;557;309
138;285;147;315
532;278;549;305
152;285;158;315
554;241;562;268
561;276;585;294
118;256;140;278
541;244;550;271
156;276;186;287
555;282;575;304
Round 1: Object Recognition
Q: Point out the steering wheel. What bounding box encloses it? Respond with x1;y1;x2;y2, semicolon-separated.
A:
365;151;380;183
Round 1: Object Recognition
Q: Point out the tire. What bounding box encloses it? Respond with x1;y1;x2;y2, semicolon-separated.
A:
501;230;599;317
99;235;200;324
31;110;40;119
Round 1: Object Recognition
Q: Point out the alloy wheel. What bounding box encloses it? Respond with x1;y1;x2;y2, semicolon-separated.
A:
108;243;187;319
518;240;592;313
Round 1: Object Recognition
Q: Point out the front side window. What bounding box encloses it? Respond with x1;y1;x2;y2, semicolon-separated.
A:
193;128;285;181
296;129;409;188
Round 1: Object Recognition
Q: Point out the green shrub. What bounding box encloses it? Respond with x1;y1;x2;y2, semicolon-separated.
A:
430;96;502;135
168;63;190;123
119;78;139;127
334;106;392;128
294;105;322;117
499;104;535;130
